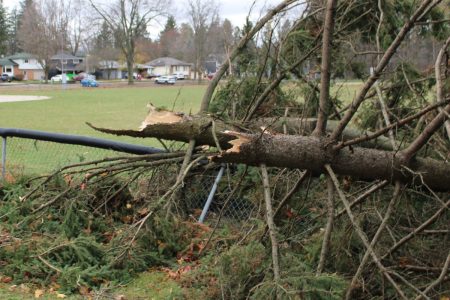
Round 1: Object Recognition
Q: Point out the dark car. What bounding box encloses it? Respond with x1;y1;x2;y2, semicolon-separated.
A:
1;74;12;82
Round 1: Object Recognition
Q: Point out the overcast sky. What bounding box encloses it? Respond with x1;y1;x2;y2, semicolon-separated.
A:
3;0;283;30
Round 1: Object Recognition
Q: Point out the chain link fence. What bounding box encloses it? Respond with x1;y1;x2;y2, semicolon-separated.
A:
2;137;130;177
1;132;256;222
183;170;256;221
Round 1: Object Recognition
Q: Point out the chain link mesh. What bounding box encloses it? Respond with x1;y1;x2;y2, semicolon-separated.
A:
1;137;255;221
182;170;256;221
2;137;130;177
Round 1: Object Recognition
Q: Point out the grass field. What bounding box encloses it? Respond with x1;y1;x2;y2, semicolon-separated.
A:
0;84;206;175
0;81;363;175
0;84;206;143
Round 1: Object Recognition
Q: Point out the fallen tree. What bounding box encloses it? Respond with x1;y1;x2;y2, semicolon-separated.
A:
88;101;450;191
5;0;448;298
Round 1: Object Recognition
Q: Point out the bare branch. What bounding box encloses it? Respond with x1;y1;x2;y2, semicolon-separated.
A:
330;0;442;141
200;0;300;113
313;0;338;136
260;164;281;284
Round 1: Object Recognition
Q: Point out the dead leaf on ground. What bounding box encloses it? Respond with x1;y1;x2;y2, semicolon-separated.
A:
34;289;44;298
1;276;13;283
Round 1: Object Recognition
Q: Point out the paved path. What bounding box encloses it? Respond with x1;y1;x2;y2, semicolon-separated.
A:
0;95;51;103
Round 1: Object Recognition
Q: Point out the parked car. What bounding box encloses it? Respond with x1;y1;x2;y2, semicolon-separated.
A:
155;75;176;84
74;73;96;81
1;74;12;82
146;73;160;79
50;74;69;83
172;73;186;80
81;78;99;87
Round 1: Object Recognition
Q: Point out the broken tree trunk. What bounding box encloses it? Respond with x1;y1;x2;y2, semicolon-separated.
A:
213;131;449;191
89;116;394;150
87;107;450;191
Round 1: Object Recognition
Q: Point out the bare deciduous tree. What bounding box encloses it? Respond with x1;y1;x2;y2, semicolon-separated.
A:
89;0;170;84
186;0;219;81
18;0;70;82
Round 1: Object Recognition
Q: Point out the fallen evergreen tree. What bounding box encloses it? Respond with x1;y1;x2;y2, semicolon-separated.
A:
1;0;449;298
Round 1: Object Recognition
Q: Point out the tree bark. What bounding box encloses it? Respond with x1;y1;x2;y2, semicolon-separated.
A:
88;117;450;191
314;0;337;136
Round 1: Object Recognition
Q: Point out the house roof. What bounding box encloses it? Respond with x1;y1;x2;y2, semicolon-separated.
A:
0;58;18;66
51;52;81;61
5;52;36;60
146;57;192;67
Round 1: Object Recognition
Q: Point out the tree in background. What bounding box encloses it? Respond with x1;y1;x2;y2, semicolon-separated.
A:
18;0;69;82
6;8;20;55
172;22;195;63
89;0;170;85
187;0;219;80
159;15;179;57
0;2;9;55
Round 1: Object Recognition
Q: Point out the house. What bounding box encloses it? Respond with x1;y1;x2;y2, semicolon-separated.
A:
50;52;84;75
204;54;225;75
5;53;45;80
97;60;124;80
146;57;192;79
0;58;19;78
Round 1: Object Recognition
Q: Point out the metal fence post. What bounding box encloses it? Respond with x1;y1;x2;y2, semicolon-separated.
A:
199;165;225;223
1;137;6;180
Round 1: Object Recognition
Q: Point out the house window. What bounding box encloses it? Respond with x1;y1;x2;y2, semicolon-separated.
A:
2;66;12;73
73;59;80;64
62;60;67;64
24;59;29;63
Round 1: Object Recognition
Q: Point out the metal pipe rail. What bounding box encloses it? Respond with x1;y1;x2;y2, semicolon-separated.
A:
0;128;165;179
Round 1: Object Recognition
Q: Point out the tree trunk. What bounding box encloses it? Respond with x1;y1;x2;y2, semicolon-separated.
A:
126;54;134;85
44;65;49;84
88;112;450;191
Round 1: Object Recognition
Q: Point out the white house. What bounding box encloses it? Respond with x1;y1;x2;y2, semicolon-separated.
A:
146;57;193;79
98;60;124;79
5;53;45;80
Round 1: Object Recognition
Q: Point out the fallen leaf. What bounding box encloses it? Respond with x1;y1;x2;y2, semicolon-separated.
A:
114;295;127;300
79;285;90;296
34;289;44;298
137;207;149;216
1;276;13;283
19;284;30;293
121;215;133;224
56;293;66;298
8;285;17;291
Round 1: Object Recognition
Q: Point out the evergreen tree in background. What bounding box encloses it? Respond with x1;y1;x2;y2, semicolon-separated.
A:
7;8;20;54
159;15;178;57
95;21;115;50
0;3;9;55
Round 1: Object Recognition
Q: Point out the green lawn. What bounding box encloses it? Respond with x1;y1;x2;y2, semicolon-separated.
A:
0;271;184;299
0;85;205;142
0;85;206;175
0;81;365;176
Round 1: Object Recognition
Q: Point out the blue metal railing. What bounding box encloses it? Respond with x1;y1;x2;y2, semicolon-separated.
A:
0;128;165;179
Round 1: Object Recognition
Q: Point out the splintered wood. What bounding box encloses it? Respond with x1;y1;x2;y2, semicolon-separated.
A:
222;130;251;154
139;103;185;130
